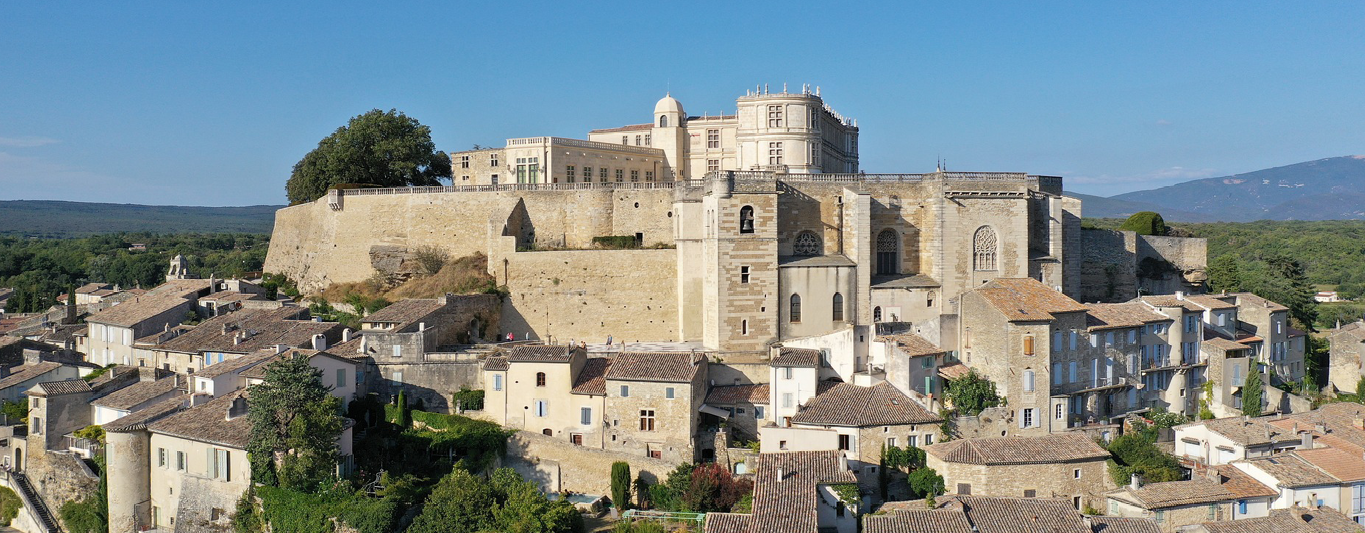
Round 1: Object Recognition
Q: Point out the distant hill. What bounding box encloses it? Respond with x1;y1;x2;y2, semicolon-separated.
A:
1064;192;1214;222
1107;156;1365;222
0;200;280;237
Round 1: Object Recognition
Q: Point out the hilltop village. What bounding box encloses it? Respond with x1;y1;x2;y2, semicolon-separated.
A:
1;89;1364;533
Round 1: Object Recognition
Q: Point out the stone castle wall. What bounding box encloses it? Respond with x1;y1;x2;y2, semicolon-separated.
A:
1077;230;1207;303
503;430;678;497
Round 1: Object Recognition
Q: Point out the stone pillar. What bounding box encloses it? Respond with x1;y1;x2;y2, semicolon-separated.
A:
106;429;151;532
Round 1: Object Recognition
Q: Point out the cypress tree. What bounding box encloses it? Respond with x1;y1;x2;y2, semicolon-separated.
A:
1242;364;1264;417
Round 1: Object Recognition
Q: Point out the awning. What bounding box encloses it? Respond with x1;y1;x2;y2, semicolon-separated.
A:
698;404;730;419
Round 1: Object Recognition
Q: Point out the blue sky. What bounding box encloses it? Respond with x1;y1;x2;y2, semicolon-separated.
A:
2;1;1363;206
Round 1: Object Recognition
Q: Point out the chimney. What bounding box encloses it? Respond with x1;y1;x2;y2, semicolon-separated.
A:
419;322;426;332
359;336;368;354
341;328;352;343
1315;423;1327;434
275;344;289;354
839;454;849;472
191;393;213;407
1130;473;1143;491
1175;291;1185;300
312;334;327;351
1353;418;1364;430
1301;432;1314;449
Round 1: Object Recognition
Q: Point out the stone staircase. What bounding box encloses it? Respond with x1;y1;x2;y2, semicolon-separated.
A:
11;470;61;533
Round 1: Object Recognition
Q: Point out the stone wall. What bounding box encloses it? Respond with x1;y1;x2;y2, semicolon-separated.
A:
503;430;678;497
27;450;99;523
1076;230;1207;303
926;454;1113;510
371;358;485;412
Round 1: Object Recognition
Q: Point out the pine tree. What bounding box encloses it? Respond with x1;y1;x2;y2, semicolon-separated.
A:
611;462;632;511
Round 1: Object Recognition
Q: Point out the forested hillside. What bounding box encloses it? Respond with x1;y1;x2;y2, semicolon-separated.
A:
0;200;278;237
0;233;269;313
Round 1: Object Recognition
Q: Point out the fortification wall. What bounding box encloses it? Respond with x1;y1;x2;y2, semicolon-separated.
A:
1077;230;1207;303
503;430;678;497
264;188;676;294
490;234;679;343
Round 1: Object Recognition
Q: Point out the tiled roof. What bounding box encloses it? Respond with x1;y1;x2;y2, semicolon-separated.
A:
158;307;337;354
938;362;970;380
1086;302;1170;331
1177;416;1296;447
1186;295;1238;310
778;255;856;267
587;123;652;133
1293;447;1365;482
925;433;1108;465
104;397;186;433
1204;329;1251;352
1231;292;1289;312
1272;403;1365;452
605;352;703;383
360;298;444;329
702;513;750;533
194;349;280;379
32;379;91;397
570;357;612;395
771;347;820;367
876;334;943;357
1090;517;1161;533
148;389;251;448
871;274;941;289
706;383;769;405
483;355;509;371
1138;295;1203;313
92;375;184;410
322;335;368;360
75;283;111;294
1199;506;1365;533
200;290;262;303
506;344;582;363
1336;321;1365;341
0;362;63;391
86;293;193;328
791;382;940;427
974;278;1087;322
1213;465;1278;499
864;509;973;533
1240;454;1339;488
938;496;1090;533
1106;478;1233;509
748;451;858;533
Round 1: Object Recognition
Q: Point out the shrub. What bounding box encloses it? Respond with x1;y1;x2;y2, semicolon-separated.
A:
413;245;450;276
0;486;19;526
944;370;1001;416
1119;212;1167;236
592;236;640;249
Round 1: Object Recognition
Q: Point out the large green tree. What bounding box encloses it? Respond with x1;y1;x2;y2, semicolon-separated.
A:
285;109;452;204
1242;364;1264;417
246;354;344;489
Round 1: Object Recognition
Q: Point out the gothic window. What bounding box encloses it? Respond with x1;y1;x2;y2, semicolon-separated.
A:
974;226;998;271
739;206;755;234
659;116;668;128
832;293;844;322
793;231;821;256
790;294;802;323
876;229;899;275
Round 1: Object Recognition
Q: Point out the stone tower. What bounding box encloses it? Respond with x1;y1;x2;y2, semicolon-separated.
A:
699;172;779;351
166;254;190;281
652;94;688;181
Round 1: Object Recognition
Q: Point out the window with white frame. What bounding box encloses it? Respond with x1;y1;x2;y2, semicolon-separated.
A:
768;142;783;165
1023;370;1035;392
707;129;720;148
534;400;548;417
767;105;783;127
707;159;719;172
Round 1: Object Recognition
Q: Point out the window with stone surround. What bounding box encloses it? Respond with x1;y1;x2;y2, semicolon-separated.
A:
707;129;720;148
877;229;899;275
739;205;755;234
832;293;844;322
790;294;802;323
768;142;783;165
639;410;656;431
974;226;998;271
741;266;750;284
793;231;821;256
768;105;783;127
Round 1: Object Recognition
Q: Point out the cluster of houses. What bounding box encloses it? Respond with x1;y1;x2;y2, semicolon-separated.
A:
2;253;1365;532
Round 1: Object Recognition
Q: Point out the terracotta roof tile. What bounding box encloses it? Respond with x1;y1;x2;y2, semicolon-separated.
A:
702;513;750;533
483;355;508;371
86;293;194;328
1239;454;1339;488
1139;295;1203;313
1199;506;1365;533
748;451;858;533
1291;447;1365;482
938;496;1090;533
104;397;186;433
706;383;769;405
1090;517;1162;533
1176;416;1296;447
361;298;447;330
1231;293;1290;312
876;334;944;357
158;307;338;354
0;362;64;391
605;352;703;383
1106;478;1233;509
148;389;252;448
791;382;940;427
32;379;91;397
506;344;582;363
771;347;821;367
1186;295;1239;310
91;375;184;410
925;433;1108;465
864;509;973;533
975;278;1087;322
1086;302;1171;331
1213;464;1278;499
571;357;612;395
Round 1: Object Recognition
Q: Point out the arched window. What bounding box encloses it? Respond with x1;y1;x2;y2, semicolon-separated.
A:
793;231;821;256
542;428;553;436
832;293;844;322
536;372;546;387
659;116;668;128
790;294;802;323
974;226;998;271
877;229;899;275
739;206;755;234
873;306;882;322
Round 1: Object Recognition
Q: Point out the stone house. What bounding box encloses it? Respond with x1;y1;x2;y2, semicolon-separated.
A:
482;344;591;435
1173;416;1304;467
602;351;708;463
0;361;79;403
358;295;500;407
704;450;859;533
703;383;769;442
924;432;1113;510
137;305;342;374
1329;321;1365;395
86;293;199;367
1231;454;1344;514
1105;477;1235;532
1181;506;1365;533
768;347;828;426
90;373;185;425
873;332;947;399
25;379;94;454
869;495;1160;533
782;381;940;487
